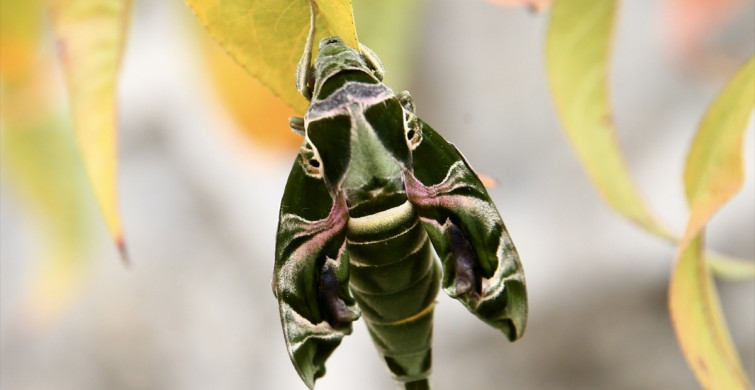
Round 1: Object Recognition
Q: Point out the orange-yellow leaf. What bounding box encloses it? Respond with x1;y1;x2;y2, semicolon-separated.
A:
186;0;358;114
47;0;131;257
682;57;755;248
546;0;673;238
0;0;43;83
670;57;754;390
670;234;752;389
204;35;302;150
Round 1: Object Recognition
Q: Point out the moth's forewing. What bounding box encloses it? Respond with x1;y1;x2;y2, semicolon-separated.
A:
405;120;528;341
273;149;358;389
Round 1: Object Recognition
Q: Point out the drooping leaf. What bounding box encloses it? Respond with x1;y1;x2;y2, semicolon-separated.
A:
204;33;302;150
681;58;755;247
186;0;358;114
47;0;131;258
545;0;673;238
669;57;754;390
1;31;93;328
670;234;752;389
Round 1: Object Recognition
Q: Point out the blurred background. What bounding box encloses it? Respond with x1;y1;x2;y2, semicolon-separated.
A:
1;0;753;389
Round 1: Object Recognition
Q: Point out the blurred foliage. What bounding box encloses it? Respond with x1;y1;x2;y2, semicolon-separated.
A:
0;0;93;328
546;0;754;388
204;34;303;151
670;58;754;390
545;0;673;238
46;0;131;255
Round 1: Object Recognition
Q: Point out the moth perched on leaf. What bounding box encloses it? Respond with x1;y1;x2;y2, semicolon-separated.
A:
272;33;527;390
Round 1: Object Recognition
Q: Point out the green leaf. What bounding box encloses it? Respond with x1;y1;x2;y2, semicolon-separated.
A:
48;0;131;258
669;57;754;390
545;0;672;238
186;0;358;114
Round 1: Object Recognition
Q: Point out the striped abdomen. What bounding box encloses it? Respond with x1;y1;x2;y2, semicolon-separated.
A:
346;200;440;384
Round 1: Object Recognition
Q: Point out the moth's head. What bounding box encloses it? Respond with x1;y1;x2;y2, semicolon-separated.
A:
309;37;385;100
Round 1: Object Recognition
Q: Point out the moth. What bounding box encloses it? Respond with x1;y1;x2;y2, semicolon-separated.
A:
272;33;527;390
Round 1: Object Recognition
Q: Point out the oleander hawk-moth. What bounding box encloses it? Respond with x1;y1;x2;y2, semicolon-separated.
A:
272;34;527;390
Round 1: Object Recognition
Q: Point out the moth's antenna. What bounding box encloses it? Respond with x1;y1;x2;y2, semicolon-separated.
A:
295;0;316;100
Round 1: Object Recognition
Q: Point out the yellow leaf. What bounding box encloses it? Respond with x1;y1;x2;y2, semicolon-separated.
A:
545;0;672;238
0;0;43;83
186;0;358;114
670;57;754;390
204;34;302;150
682;57;755;247
47;0;131;257
670;234;752;389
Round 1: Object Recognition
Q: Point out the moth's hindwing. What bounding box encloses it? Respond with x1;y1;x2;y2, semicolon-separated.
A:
273;147;359;389
405;119;528;341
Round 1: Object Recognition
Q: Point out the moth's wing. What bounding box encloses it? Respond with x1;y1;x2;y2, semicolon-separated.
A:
273;154;359;389
405;120;527;341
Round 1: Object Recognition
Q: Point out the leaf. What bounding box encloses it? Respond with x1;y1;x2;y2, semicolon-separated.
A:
545;0;673;238
186;0;358;114
707;253;755;281
1;123;94;330
681;57;755;247
0;0;43;83
204;34;302;150
48;0;131;258
670;234;750;389
1;33;93;328
669;57;754;390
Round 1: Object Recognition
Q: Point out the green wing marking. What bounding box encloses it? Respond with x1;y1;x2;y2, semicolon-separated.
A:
273;150;359;389
405;120;528;341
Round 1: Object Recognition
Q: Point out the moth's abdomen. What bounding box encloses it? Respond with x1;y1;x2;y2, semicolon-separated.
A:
346;200;440;384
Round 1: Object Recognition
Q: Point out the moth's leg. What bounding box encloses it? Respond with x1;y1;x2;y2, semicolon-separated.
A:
295;1;316;100
289;116;305;136
359;43;385;81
